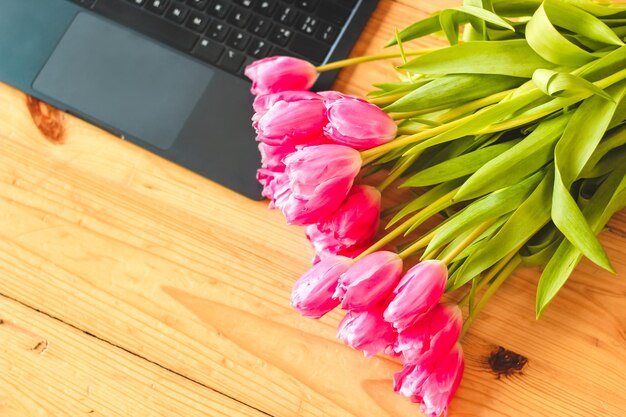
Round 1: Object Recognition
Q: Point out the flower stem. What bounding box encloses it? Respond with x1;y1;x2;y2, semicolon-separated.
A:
356;189;457;260
397;228;438;259
457;249;518;307
460;255;522;339
439;220;494;266
376;153;420;192
315;48;435;72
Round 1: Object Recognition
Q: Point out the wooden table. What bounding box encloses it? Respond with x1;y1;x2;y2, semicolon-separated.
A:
1;1;625;416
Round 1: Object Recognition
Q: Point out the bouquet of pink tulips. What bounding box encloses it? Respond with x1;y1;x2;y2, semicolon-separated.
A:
244;1;626;415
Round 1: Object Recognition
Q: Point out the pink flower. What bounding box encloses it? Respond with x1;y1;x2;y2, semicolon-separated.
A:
252;90;322;121
258;143;296;171
245;56;318;96
333;251;403;311
383;260;448;331
336;307;397;357
393;344;464;417
306;185;381;257
324;96;397;150
394;304;462;367
291;255;353;318
281;145;362;225
318;90;348;103
312;244;369;265
255;99;327;146
256;169;290;208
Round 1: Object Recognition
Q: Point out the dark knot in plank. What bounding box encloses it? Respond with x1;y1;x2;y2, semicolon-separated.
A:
26;96;65;144
488;346;528;379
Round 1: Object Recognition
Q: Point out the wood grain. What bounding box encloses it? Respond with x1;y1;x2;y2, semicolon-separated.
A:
0;294;264;417
0;1;625;416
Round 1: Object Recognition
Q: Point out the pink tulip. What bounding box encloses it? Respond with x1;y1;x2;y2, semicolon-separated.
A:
324;96;397;150
333;251;403;311
281;145;362;225
394;344;464;417
245;56;318;96
253;90;322;119
394;304;462;367
312;244;369;265
336;307;397;357
384;260;448;330
256;169;290;208
291;255;353;318
306;185;381;257
318;90;348;103
255;99;327;146
258;143;296;171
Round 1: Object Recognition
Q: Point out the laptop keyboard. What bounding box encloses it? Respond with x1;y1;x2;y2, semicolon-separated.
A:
70;0;358;77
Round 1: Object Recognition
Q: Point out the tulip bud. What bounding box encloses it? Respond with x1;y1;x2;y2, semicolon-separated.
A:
324;96;397;150
333;251;403;311
281;145;362;225
306;185;381;258
253;90;322;119
258;143;296;172
394;304;462;367
245;56;318;96
384;260;448;331
291;255;353;318
256;169;290;208
255;99;327;146
393;344;464;417
336;307;397;357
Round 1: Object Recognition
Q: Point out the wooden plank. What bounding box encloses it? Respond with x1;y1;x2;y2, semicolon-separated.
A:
0;294;265;417
0;0;624;416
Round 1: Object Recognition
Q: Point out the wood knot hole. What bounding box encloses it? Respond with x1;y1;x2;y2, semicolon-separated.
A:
488;346;528;379
26;96;65;144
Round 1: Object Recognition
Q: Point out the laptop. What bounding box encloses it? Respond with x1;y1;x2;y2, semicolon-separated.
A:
0;0;378;199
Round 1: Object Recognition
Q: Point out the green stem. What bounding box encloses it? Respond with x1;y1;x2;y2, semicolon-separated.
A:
460;255;522;339
315;48;436;72
397;229;438;259
456;249;518;307
356;189;457;260
376;153;420;192
439;220;494;266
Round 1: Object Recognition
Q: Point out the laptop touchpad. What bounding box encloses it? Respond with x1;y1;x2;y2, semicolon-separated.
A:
33;12;214;150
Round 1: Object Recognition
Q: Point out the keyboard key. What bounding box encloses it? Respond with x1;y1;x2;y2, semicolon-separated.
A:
228;7;251;28
248;16;272;37
192;37;225;63
295;15;318;35
271;46;298;57
187;0;208;10
234;0;255;8
95;0;198;51
206;20;230;41
218;48;246;72
270;25;293;46
186;11;210;32
275;5;297;25
247;38;271;58
227;29;250;50
316;22;339;44
254;0;277;16
295;0;318;11
317;0;350;26
207;0;230;18
166;3;190;23
127;0;147;6
289;32;329;62
146;0;168;14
